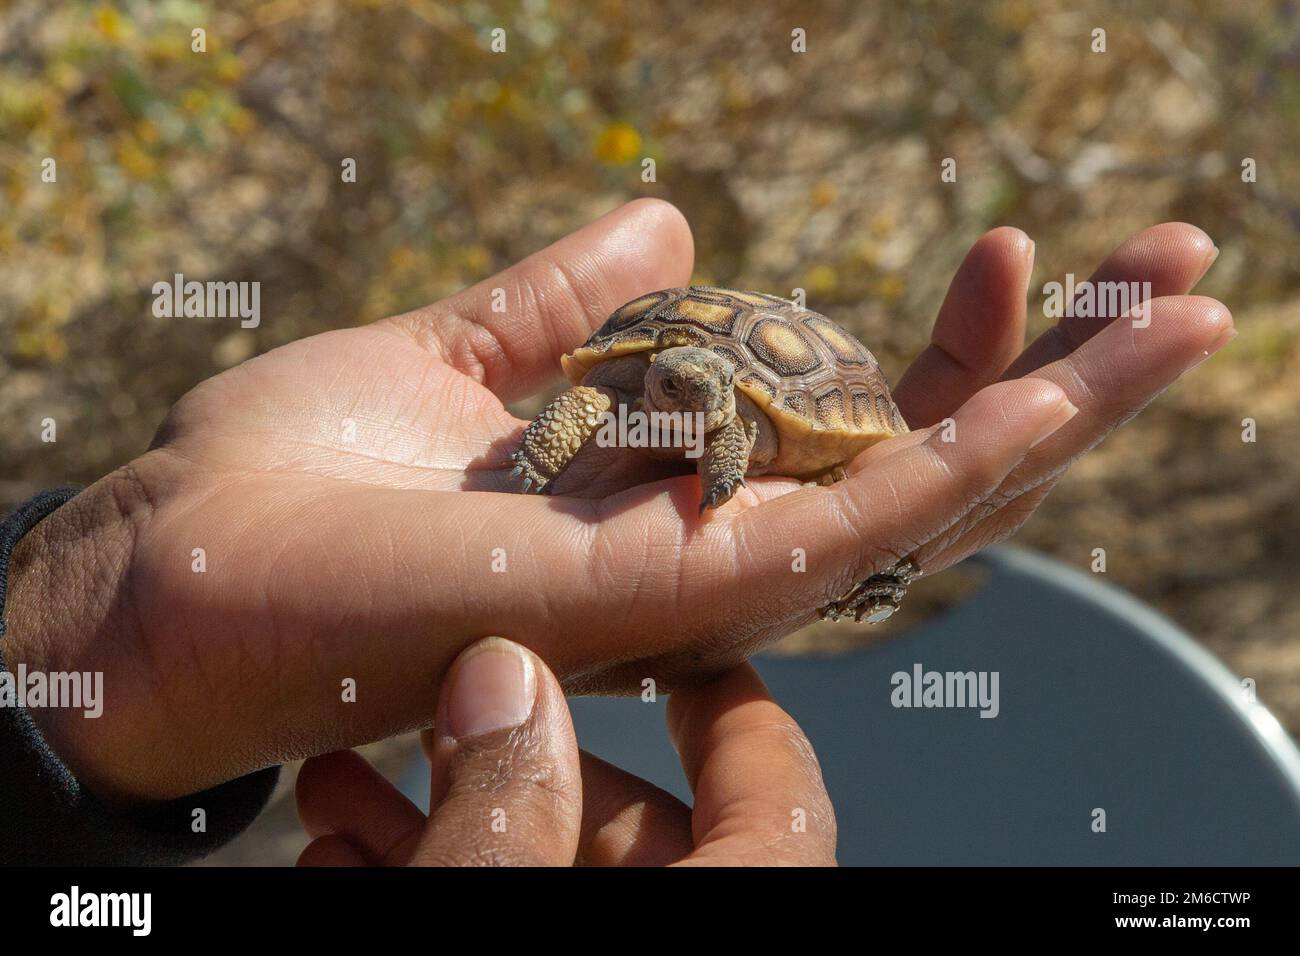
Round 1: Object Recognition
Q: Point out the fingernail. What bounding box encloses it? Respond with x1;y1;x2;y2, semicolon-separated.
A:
445;637;536;739
1029;399;1079;448
1194;242;1220;285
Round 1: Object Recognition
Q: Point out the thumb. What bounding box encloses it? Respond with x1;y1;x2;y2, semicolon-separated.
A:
413;637;582;866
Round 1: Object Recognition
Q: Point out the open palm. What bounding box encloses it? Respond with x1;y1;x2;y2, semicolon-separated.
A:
11;199;1230;803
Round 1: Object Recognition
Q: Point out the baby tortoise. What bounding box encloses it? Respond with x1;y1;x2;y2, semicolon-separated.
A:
511;286;920;622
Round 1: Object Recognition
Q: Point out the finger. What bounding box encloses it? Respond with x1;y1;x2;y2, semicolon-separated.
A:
1003;222;1218;379
384;199;694;401
666;665;836;866
921;294;1234;570
420;728;694;866
295;750;426;865
413;637;582;866
709;378;1078;642
576;751;694;867
297;834;371;867
894;227;1033;427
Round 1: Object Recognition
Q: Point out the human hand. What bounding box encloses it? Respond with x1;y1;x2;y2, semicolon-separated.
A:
886;221;1231;572
296;636;836;866
5;200;1228;804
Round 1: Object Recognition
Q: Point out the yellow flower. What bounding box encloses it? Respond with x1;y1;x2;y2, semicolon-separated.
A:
803;264;838;295
595;122;642;165
117;140;156;179
181;89;208;114
15;329;68;364
49;61;83;93
388;246;418;271
873;274;905;302
216;56;244;85
2;84;49;129
225;107;254;135
869;211;896;237
135;119;160;144
811;180;837;208
462;245;491;274
478;82;518;118
93;6;129;43
145;34;186;64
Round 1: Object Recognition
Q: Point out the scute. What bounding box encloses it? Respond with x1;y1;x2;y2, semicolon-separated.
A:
661;295;741;334
746;317;823;376
738;369;778;400
704;289;781;308
804;314;876;366
851;390;876;430
814;387;850;431
709;343;746;370
781;392;810;417
602;292;670;333
874;393;896;430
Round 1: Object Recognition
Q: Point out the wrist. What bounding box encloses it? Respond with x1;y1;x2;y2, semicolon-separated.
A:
7;498;82;672
4;478;146;806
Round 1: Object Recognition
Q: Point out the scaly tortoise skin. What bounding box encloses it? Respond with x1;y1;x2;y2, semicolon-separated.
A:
511;286;921;622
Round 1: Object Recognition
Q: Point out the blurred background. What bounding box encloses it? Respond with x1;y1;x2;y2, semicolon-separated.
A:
2;0;1298;862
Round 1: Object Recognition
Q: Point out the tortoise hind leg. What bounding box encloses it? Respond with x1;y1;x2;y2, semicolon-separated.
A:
510;385;614;494
821;556;920;623
816;464;848;486
815;466;920;623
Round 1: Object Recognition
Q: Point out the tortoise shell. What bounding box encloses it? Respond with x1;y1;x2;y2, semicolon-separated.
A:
561;287;908;476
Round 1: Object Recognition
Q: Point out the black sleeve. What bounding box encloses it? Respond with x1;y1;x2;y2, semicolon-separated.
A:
0;488;280;865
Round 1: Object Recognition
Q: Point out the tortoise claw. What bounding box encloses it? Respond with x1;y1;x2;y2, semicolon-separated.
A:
519;475;549;494
508;451;550;495
699;476;745;514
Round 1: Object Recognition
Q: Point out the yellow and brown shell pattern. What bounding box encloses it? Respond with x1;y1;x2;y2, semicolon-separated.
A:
561;287;908;447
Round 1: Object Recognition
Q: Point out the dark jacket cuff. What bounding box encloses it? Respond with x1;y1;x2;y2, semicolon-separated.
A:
0;488;280;865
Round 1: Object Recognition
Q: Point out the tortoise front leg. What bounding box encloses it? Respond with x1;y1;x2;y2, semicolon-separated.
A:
697;417;757;513
510;385;614;494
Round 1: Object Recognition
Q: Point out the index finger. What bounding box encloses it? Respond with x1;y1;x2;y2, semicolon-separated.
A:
1002;221;1217;379
666;664;837;866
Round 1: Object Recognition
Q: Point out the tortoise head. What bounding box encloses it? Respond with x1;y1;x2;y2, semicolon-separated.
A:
644;346;736;432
